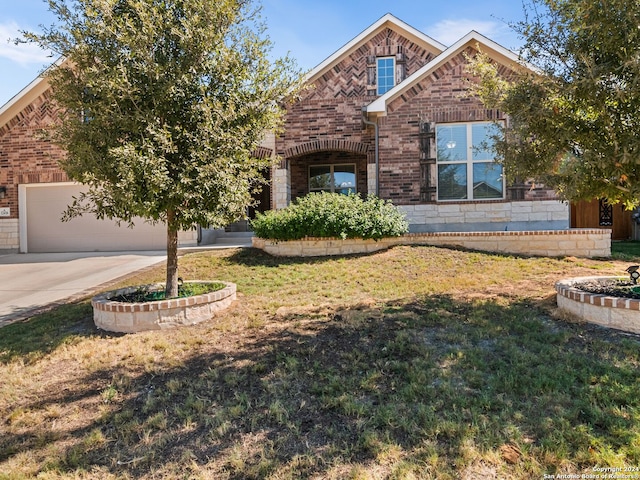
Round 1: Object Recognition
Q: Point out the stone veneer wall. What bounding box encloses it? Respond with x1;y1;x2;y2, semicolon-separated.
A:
399;199;570;232
252;229;611;258
273;167;291;210
0;218;19;251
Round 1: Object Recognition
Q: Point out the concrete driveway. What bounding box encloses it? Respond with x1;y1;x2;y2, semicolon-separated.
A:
0;251;166;326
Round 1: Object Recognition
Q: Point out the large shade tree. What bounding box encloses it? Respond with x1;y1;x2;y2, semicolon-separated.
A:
467;0;640;208
27;0;302;296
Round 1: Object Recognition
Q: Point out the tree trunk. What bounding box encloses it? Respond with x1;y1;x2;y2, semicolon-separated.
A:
166;209;179;298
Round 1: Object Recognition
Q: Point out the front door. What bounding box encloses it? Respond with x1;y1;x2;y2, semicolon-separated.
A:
248;167;271;219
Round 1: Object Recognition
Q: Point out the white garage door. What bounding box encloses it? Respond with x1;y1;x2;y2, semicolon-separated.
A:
24;183;167;253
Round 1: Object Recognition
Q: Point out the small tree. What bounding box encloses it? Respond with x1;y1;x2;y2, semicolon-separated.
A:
26;0;302;297
467;0;640;208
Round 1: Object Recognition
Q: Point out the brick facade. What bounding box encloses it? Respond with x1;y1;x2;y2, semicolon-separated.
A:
274;16;567;232
376;48;511;204
0;85;199;251
0;14;571;251
276;25;441;203
0;90;68;222
302;28;437;101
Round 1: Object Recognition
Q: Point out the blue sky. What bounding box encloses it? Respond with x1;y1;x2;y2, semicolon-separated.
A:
0;0;527;106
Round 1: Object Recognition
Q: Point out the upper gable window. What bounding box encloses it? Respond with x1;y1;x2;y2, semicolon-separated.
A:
377;57;395;95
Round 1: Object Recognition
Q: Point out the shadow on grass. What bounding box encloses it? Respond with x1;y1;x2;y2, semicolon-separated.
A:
0;302;106;364
221;246;384;268
2;294;640;478
222;244;565;271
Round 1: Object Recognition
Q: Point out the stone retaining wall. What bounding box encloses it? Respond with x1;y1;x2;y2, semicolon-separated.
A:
252;229;611;258
555;277;640;335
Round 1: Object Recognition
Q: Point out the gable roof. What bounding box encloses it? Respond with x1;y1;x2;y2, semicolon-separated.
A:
0;57;62;130
305;13;447;83
365;30;533;117
0;20;529;128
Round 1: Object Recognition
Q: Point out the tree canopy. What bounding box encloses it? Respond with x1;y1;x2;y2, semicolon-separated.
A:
27;0;303;296
467;0;640;208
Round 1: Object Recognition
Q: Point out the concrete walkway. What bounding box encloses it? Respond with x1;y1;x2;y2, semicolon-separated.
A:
0;251;166;326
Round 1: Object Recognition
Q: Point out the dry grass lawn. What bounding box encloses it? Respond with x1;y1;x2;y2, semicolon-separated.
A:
0;245;639;479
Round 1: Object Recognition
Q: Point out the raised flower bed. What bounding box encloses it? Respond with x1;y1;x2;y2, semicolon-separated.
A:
555;276;640;335
92;281;236;333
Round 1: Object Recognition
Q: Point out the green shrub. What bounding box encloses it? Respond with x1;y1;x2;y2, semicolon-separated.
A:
251;192;409;240
109;282;226;302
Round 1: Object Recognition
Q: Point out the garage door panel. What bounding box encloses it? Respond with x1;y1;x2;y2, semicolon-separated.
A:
26;184;166;252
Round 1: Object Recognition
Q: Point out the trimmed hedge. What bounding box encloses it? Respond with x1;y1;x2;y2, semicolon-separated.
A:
251;192;408;241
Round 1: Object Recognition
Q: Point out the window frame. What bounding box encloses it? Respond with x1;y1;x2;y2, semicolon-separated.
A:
376;57;395;95
435;121;505;202
308;164;357;194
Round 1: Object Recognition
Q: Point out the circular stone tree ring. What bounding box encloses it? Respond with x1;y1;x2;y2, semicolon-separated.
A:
91;281;236;333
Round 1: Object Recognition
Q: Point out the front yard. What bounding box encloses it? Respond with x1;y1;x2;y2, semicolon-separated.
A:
1;245;639;479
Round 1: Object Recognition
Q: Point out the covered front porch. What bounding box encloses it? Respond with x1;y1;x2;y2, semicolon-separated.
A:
273;139;375;209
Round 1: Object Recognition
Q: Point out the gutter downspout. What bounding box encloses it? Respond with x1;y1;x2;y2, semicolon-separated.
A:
361;107;379;197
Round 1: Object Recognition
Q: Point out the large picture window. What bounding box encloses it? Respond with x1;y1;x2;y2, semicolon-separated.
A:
309;164;356;195
436;122;504;201
377;57;395;95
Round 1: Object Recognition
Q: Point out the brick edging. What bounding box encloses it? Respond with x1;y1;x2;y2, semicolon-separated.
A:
555;277;640;311
404;229;606;237
289;229;607;241
92;281;236;313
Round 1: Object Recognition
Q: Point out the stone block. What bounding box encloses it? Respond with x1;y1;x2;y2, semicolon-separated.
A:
185;303;212;323
510;204;533;214
467;240;499;252
485;203;511;212
114;312;135;330
557;240;578;250
443;213;465;222
530;212;555;222
436;204;462;214
463;211;487;220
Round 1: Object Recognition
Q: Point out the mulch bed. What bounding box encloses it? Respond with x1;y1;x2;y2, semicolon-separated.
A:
573;279;640;300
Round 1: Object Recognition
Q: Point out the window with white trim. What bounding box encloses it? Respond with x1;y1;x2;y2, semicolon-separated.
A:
436;122;504;201
377;57;395;95
309;164;356;194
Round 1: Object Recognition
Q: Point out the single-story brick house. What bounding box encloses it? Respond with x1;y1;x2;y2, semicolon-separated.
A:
0;13;629;253
269;13;631;238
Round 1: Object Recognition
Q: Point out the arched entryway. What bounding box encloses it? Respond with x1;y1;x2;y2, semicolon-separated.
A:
283;140;371;202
